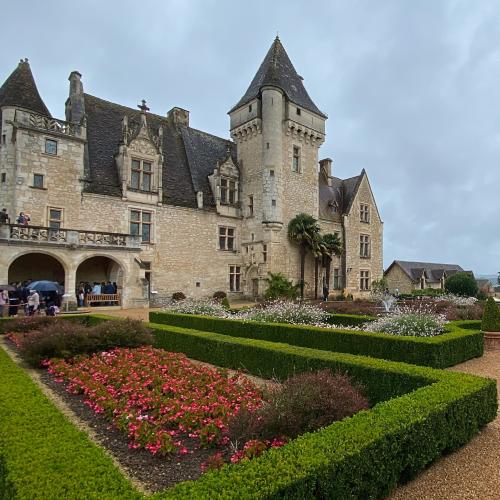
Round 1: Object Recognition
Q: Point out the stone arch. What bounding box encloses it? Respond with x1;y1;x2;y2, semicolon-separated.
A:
8;251;67;284
75;255;125;291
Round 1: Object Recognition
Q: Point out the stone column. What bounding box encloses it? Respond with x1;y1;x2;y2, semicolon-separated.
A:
62;262;78;311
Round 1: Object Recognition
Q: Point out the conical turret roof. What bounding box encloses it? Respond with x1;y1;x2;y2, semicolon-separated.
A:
0;59;51;117
229;37;326;118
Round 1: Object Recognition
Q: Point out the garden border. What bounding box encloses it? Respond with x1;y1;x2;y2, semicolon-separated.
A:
0;314;496;499
149;312;483;368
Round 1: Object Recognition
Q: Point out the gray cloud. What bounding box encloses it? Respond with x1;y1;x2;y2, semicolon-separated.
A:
2;0;499;273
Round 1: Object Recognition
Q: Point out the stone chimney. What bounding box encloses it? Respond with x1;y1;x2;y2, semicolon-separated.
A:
319;158;333;186
167;107;189;126
65;71;85;125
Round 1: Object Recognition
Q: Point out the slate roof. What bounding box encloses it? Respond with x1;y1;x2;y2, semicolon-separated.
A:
386;261;465;283
229;37;327;118
319;171;364;220
83;94;235;207
0;59;51;117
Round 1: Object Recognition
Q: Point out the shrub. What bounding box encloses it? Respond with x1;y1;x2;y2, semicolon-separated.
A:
445;272;478;297
12;319;153;366
264;273;300;300
476;290;487;301
367;305;447;337
0;315;63;334
239;300;329;325
229;370;369;443
481;297;500;332
171;291;186;301
411;288;445;297
163;298;229;317
212;291;227;301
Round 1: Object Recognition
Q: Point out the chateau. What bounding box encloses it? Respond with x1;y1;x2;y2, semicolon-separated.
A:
0;38;383;308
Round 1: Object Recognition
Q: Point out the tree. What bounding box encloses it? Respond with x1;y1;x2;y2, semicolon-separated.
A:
287;213;321;300
444;272;478;297
481;297;500;332
320;233;343;295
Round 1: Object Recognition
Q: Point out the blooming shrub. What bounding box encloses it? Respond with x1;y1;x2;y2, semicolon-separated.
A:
367;305;447;337
163;299;229;317
9;319;153;367
434;293;477;306
47;347;264;457
238;300;330;325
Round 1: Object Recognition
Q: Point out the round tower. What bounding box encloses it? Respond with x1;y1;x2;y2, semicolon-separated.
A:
261;86;283;225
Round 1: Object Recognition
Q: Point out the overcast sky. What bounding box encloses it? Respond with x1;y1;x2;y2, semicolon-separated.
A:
2;0;499;274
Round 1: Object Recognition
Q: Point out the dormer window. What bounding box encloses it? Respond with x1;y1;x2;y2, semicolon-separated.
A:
220;178;237;204
131;159;153;192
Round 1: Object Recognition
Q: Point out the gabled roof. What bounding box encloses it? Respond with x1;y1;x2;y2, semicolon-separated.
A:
83;94;235;207
229;37;326;118
0;59;51;117
385;260;465;283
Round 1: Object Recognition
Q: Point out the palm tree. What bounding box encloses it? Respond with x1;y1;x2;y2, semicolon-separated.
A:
321;233;343;291
287;213;321;300
312;233;328;300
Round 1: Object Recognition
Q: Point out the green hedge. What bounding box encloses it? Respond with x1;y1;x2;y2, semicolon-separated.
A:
145;322;497;499
0;347;140;499
1;316;496;498
325;312;375;326
149;312;483;368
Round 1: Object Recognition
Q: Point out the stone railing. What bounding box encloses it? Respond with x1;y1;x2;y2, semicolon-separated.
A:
0;224;141;249
13;109;85;139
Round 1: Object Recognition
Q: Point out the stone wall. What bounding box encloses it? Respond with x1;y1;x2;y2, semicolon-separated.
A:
385;264;413;294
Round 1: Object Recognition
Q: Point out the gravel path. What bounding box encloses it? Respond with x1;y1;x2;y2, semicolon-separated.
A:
390;349;500;500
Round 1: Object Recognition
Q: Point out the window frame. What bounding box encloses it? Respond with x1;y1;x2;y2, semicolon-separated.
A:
248;195;254;217
218;225;236;251
33;173;44;189
359;234;371;259
262;244;267;263
333;268;341;290
47;207;63;229
229;265;241;292
360;203;370;223
292;145;301;173
360;270;370;291
220;178;237;205
130;158;154;192
130;209;153;244
44;138;58;156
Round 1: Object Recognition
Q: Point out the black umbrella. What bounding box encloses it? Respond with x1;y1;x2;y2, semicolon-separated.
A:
0;284;16;291
27;281;61;293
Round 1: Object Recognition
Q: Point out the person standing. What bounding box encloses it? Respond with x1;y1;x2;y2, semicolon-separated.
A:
322;283;329;302
0;289;8;317
16;212;30;225
27;290;40;316
0;208;9;224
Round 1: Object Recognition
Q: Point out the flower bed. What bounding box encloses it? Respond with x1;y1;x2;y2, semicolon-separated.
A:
46;347;265;459
150;312;483;368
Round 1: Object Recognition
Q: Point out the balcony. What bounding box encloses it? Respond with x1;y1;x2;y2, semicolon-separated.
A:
0;224;142;250
12;109;86;140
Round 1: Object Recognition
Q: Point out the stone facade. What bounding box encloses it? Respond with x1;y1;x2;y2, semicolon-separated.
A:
0;40;383;307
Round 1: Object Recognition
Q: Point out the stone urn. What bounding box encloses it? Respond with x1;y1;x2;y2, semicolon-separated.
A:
483;331;500;350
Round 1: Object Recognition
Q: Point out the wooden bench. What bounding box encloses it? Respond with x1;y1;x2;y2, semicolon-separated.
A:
85;294;121;306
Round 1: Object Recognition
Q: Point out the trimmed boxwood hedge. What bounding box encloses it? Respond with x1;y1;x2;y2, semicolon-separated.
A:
149;312;483;368
146;322;497;499
0;347;140;499
1;316;496;499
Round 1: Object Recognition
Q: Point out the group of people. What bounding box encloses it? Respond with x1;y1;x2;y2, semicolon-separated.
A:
0;208;31;225
76;281;118;307
0;281;61;317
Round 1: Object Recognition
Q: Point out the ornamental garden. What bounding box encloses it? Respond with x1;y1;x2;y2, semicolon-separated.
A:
0;290;498;498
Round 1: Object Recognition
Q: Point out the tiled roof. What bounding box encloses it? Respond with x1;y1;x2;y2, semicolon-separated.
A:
319;171;363;220
0;59;51;117
229;37;326;118
386;260;465;282
83;94;234;207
